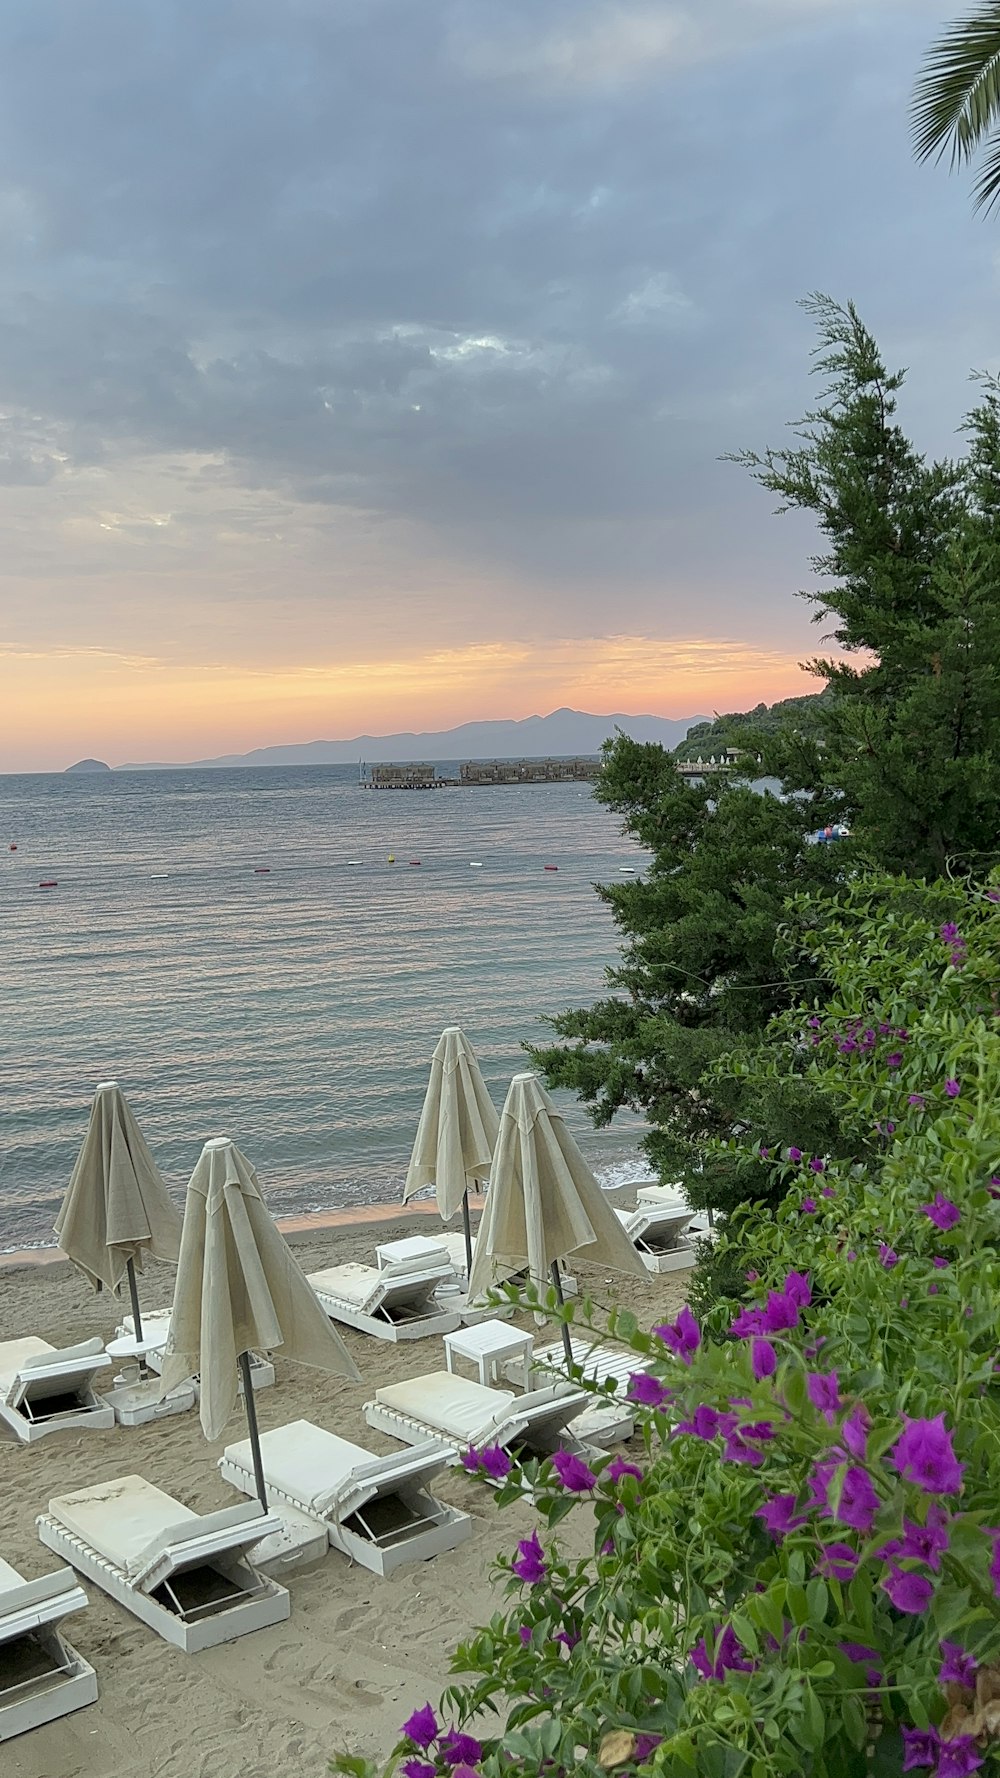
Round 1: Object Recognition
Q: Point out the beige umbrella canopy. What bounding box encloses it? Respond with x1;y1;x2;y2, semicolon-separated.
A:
159;1137;360;1502
403;1026;499;1270
55;1080;182;1312
468;1072;645;1363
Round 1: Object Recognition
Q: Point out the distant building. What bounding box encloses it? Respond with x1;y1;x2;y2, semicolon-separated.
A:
459;757;598;785
368;762;437;788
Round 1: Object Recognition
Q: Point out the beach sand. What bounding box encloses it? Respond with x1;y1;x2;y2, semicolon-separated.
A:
0;1214;687;1778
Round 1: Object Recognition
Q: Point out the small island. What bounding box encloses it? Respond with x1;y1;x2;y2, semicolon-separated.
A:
65;758;112;774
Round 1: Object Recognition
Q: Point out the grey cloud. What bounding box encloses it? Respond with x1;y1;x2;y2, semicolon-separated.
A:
0;0;983;613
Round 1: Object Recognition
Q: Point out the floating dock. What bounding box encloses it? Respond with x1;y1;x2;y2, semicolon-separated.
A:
359;757;600;789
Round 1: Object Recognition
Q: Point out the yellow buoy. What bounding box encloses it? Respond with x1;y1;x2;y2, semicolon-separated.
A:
388;854;395;863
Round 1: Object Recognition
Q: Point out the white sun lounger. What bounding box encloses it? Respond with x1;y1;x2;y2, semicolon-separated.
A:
37;1475;289;1653
0;1339;114;1444
114;1315;276;1392
635;1184;715;1238
364;1371;597;1465
528;1336;647;1444
0;1556;97;1741
220;1418;472;1576
614;1200;698;1273
307;1259;460;1342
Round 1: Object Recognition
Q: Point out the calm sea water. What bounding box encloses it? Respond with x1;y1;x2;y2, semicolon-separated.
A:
0;765;651;1251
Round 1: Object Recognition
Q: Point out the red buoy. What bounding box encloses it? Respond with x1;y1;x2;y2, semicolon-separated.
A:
543;864;558;872
8;843;15;851
409;859;421;866
39;879;57;888
254;868;270;874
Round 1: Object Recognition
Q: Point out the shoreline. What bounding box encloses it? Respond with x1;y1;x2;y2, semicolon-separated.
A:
0;1192;490;1270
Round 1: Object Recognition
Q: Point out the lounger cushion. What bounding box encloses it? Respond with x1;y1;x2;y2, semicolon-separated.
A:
308;1263;441;1316
226;1420;371;1514
0;1560;86;1630
374;1371;516;1443
47;1474;264;1579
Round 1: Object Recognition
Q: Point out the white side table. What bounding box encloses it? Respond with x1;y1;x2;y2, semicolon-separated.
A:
444;1319;534;1390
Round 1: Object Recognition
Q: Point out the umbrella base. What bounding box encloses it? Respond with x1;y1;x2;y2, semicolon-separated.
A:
104;1378;197;1427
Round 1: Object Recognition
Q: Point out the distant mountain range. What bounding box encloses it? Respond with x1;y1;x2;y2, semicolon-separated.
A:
117;707;708;770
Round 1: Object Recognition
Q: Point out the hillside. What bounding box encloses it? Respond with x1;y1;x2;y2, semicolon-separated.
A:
672;690;830;762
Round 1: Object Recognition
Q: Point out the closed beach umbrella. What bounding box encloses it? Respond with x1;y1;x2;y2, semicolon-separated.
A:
158;1136;360;1505
468;1071;645;1364
55;1080;182;1342
402;1026;499;1273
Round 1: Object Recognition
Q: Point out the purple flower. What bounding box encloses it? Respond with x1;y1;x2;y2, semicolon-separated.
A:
936;1737;985;1777
634;1735;664;1761
902;1726;941;1771
439;1731;483;1765
401;1763;436;1778
807;1017;821;1029
987;889;1000;902
452;1769;483;1778
511;1530;546;1584
939;1640;977;1688
751;1338;777;1380
758;1147;769;1160
730;1305;766;1337
479;1444;512;1481
745;1268;760;1282
554;1626;580;1651
836;1467;880;1534
675;1404;731;1441
690;1623;754;1680
800;1198;818;1215
809;1157;826;1174
551;1451;597;1492
879;1243;899;1268
784;1271;812;1307
815;1541;859;1582
821;1185;836;1198
627;1372;671;1409
402;1704;439;1749
460;1447;481;1473
517;1623;532;1646
606;1457;642;1486
933;1255;949;1269
807;1370;842;1419
808;1460;837;1515
721;1433;766;1467
945;1078;961;1098
654;1305;701;1365
887;1052;904;1069
842;1402;871;1459
891;1416;965;1495
940;922;960;942
787;1146;802;1162
895;1509;950;1571
762;1290;801;1333
838;1639;882;1686
755;1493;808;1538
883;1567;934;1614
908;1094;926;1107
922;1194;961;1232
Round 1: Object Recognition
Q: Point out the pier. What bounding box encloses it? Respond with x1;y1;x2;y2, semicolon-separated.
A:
359;756;601;789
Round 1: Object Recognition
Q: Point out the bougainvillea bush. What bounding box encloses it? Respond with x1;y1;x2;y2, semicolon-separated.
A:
333;877;1000;1778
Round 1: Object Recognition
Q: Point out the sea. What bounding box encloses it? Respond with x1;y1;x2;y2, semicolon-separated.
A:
0;764;652;1253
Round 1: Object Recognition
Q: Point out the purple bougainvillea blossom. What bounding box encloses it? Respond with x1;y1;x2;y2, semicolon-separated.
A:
842;1402;871;1460
787;1146;802;1162
517;1623;532;1646
922;1194;961;1232
800;1197;818;1215
935;1737;985;1777
815;1541;859;1582
675;1404;734;1441
879;1244;899;1268
901;1726;941;1771
785;1271;812;1307
551;1451;597;1492
438;1731;483;1766
511;1530;547;1584
809;1157;826;1173
836;1467;881;1534
605;1457;642;1486
883;1566;934;1614
654;1305;701;1365
401;1705;439;1749
938;1640;978;1688
755;1493;808;1538
891;1415;964;1495
908;1094;926;1107
401;1762;437;1778
839;1641;883;1687
940;922;960;942
751;1338;777;1380
932;1255;949;1269
627;1371;671;1410
821;1185;836;1198
721;1432;766;1467
806;1370;842;1420
690;1623;755;1680
478;1445;512;1481
886;1052;904;1068
945;1078;961;1098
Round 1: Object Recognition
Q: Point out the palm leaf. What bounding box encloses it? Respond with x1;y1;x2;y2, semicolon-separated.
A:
911;5;1000;173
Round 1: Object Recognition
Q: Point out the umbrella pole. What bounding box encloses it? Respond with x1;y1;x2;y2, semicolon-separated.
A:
238;1352;268;1508
461;1191;473;1277
550;1262;574;1370
125;1257;144;1343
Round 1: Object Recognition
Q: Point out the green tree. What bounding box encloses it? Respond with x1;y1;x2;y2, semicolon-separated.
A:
533;298;1000;1236
913;2;1000;211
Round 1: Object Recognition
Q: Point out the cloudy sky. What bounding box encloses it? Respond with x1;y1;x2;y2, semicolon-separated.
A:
0;0;995;769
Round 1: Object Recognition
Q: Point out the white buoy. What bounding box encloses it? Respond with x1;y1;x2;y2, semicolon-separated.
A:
469;861;483;869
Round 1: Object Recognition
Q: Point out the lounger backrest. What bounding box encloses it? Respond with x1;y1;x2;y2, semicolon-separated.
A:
0;1566;89;1638
629;1208;693;1245
9;1341;113;1411
316;1440;453;1519
129;1501;276;1587
19;1337;105;1371
375;1371;516;1443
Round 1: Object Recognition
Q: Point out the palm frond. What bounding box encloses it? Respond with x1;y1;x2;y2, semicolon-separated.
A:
970;124;1000;208
911;5;1000;169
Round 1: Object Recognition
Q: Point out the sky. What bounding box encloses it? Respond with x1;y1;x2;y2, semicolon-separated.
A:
0;0;997;770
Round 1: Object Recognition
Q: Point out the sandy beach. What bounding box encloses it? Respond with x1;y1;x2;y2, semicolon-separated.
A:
0;1211;687;1778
